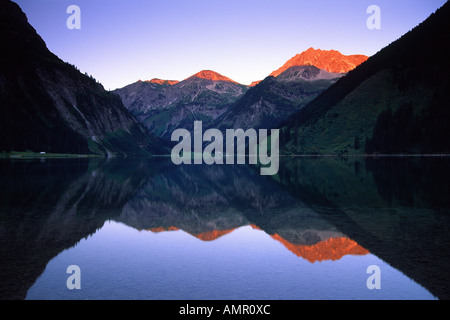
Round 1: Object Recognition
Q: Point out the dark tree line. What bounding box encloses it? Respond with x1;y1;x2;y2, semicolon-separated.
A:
366;93;450;154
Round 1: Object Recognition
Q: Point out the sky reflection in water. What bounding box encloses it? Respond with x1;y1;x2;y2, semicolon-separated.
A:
26;221;436;300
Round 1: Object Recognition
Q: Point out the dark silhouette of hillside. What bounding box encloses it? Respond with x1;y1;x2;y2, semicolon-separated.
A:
281;1;450;155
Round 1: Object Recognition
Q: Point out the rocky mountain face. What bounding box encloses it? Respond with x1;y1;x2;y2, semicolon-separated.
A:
145;79;179;86
0;0;164;155
270;47;368;77
280;2;450;155
212;65;344;131
210;48;368;131
115;49;367;139
276;65;344;82
114;70;248;140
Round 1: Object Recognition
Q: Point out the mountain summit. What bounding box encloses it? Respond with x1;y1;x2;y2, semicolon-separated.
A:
188;70;239;84
270;48;368;77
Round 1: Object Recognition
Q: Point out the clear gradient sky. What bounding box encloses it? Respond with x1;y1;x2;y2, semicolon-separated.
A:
14;0;447;90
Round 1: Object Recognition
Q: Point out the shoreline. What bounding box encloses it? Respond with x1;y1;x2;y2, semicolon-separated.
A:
2;152;450;160
0;152;102;159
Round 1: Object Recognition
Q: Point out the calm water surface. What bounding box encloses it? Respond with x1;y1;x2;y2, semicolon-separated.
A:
0;157;449;300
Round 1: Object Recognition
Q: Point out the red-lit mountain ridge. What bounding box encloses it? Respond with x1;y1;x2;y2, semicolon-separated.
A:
270;47;368;77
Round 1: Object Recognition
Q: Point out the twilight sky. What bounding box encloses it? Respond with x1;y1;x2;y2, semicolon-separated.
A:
15;0;447;90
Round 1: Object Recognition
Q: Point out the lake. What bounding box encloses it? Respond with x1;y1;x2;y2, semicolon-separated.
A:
0;156;449;300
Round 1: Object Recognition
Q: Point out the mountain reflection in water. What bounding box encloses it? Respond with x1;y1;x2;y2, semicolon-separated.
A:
0;156;449;300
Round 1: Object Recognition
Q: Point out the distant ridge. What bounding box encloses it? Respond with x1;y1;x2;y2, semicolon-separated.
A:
272;234;369;263
270;47;368;77
249;80;262;87
145;225;369;262
143;79;179;86
187;70;240;84
114;69;247;140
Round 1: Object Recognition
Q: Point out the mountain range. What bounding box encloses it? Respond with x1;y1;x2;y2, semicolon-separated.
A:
1;0;449;302
114;49;368;141
1;0;448;157
113;70;248;140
